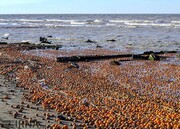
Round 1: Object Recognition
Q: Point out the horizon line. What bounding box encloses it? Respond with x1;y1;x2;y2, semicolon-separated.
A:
0;13;180;15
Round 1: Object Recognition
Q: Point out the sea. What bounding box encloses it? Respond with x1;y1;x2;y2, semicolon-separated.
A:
0;14;180;53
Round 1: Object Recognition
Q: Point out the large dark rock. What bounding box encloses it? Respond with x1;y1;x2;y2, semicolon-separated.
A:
106;39;116;42
0;42;7;44
39;37;51;44
86;39;97;43
57;115;66;120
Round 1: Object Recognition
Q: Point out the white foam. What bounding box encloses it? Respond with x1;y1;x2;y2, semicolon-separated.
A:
0;19;9;22
125;22;173;27
3;33;10;37
109;20;128;23
106;23;116;26
109;19;154;25
16;19;43;22
45;19;74;23
70;21;86;25
94;19;102;23
171;21;180;24
0;23;8;25
133;20;153;23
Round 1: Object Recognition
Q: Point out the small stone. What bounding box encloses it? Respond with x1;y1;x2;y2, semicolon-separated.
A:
33;119;38;123
43;113;46;116
3;95;10;99
35;121;39;126
51;113;55;117
26;104;30;108
57;115;66;120
16;105;20;109
18;109;23;112
30;106;34;109
13;112;18;118
22;115;27;119
24;120;29;125
20;121;25;125
69;62;79;69
20;106;24;110
96;45;102;48
110;60;121;65
67;116;73;121
28;118;32;123
45;116;50;120
8;111;12;114
1;124;4;128
86;39;97;43
46;124;51;128
72;123;77;129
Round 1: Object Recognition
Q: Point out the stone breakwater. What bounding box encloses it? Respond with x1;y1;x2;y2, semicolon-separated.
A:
0;44;180;129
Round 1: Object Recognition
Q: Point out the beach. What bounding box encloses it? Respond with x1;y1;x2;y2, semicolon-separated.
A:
0;44;179;129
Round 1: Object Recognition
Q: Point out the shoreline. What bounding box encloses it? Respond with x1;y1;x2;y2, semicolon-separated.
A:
0;44;179;129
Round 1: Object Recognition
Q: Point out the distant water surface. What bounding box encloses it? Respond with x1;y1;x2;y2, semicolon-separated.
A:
0;14;180;53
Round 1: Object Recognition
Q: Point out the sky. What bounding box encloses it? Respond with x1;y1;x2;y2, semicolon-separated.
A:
0;0;179;14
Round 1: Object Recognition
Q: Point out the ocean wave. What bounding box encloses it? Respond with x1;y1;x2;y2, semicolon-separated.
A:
124;22;173;27
0;23;43;28
171;21;180;24
109;19;154;24
108;19;180;28
0;26;42;28
70;21;86;25
134;20;153;23
94;19;102;23
45;24;85;28
106;23;116;26
109;20;127;23
1;17;179;28
45;19;75;22
0;23;8;25
0;22;103;28
44;24;103;28
15;19;44;22
0;23;19;26
155;20;168;23
85;20;94;23
0;19;10;22
45;24;56;27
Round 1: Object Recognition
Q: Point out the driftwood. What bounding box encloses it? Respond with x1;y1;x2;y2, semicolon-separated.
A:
57;51;178;62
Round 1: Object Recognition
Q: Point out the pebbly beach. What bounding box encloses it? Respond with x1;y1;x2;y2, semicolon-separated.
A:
0;43;179;129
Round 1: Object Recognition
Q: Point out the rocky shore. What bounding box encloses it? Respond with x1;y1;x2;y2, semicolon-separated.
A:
0;44;179;129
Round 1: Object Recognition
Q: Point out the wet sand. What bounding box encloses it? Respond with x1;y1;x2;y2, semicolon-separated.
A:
0;44;180;129
0;75;81;129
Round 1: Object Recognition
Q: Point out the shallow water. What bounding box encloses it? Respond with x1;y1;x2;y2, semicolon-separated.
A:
0;14;180;53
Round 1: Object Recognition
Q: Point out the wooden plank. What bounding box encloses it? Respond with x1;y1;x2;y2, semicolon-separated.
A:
56;51;179;62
